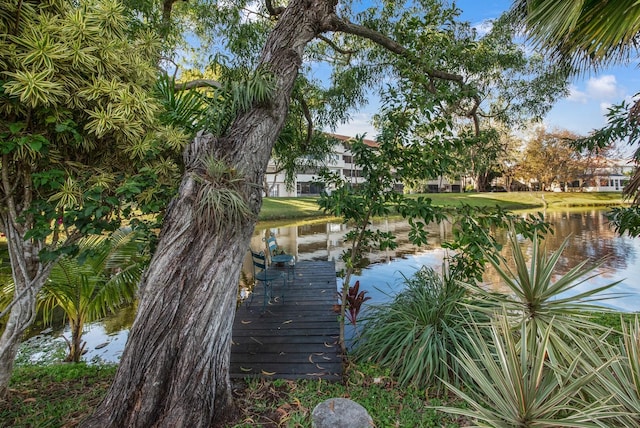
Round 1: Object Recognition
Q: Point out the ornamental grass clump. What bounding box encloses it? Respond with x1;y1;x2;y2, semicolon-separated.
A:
352;266;487;389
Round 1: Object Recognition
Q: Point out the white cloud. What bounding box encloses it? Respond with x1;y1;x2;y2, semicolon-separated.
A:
333;113;377;138
566;84;588;103
565;74;624;104
599;101;613;115
586;75;619;100
473;20;493;38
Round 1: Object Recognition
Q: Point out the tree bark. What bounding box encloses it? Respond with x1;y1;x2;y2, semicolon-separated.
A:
0;219;52;397
83;1;336;426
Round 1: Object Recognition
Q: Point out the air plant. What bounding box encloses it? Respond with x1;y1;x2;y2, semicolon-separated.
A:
195;154;251;232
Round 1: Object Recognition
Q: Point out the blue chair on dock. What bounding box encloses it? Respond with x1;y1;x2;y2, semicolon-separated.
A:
265;235;295;281
248;250;286;312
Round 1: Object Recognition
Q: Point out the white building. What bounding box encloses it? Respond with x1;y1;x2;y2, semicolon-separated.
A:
265;134;462;197
581;158;634;192
264;134;379;197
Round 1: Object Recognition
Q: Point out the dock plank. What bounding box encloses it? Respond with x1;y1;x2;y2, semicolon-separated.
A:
231;260;342;381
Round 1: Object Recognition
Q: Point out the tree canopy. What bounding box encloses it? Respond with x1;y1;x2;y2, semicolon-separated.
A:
515;128;585;191
0;0;185;395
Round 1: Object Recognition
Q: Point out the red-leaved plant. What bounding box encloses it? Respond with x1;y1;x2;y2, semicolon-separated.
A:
336;280;371;326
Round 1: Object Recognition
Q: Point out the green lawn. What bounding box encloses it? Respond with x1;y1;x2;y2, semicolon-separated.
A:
259;197;327;221
259;192;626;221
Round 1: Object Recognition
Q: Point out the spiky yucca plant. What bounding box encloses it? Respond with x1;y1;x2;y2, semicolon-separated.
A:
585;317;640;427
469;227;620;365
438;313;619;427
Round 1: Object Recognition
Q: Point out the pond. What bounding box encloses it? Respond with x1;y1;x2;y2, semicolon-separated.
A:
19;208;640;364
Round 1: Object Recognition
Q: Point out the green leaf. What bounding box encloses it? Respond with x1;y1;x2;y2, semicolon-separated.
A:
9;122;25;133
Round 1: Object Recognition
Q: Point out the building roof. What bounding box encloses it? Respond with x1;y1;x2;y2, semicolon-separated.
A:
326;133;379;148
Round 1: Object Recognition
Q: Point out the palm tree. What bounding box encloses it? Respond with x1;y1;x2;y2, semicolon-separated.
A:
39;228;149;362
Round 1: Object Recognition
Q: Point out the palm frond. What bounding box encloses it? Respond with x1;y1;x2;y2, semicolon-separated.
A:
155;73;208;133
37;227;147;361
512;0;640;72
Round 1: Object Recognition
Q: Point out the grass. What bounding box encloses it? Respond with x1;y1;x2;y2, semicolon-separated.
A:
2;311;634;427
231;364;467;427
259;197;328;221
1;362;466;427
0;363;117;427
258;192;626;222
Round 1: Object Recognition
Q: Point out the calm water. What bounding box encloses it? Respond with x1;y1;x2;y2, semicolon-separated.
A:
22;208;640;363
252;209;640;312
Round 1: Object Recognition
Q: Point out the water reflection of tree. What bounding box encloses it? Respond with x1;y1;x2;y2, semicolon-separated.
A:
483;210;635;289
545;211;634;273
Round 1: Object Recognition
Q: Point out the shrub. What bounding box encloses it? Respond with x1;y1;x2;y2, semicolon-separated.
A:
352;266;486;389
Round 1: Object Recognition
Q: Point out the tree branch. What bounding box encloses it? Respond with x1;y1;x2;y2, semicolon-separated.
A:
295;93;314;149
327;15;464;83
316;34;357;55
467;95;481;135
176;79;222;91
265;0;285;17
2;155;22;234
162;0;179;29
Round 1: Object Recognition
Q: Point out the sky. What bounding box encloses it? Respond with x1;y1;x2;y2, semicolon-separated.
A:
333;0;640;141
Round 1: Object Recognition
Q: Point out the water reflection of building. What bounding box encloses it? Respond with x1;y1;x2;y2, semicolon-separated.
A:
245;210;638;311
247;218;453;273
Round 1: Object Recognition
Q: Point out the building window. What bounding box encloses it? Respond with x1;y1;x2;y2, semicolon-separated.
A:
344;169;362;178
296;182;325;195
343;155;353;164
269;185;279;197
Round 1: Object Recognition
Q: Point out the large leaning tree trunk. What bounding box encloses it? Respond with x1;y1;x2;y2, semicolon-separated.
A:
84;1;339;426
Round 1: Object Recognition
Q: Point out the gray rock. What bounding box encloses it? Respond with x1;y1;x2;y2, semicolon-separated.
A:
312;398;373;428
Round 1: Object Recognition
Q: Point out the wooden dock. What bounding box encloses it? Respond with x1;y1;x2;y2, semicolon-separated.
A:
230;260;342;381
